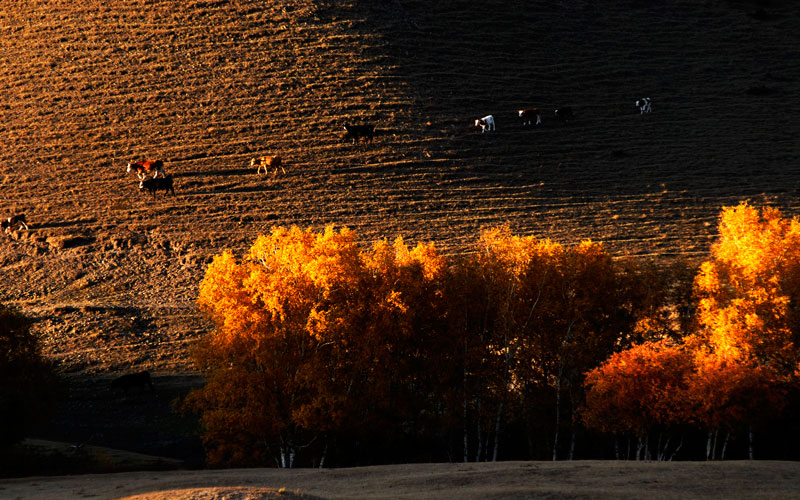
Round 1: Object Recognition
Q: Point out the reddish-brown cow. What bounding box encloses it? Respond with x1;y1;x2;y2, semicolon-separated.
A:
250;155;284;175
127;159;165;180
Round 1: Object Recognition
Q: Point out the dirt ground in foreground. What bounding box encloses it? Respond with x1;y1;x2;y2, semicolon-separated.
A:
2;461;800;500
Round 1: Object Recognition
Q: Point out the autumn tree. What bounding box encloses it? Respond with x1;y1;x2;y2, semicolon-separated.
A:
582;340;694;460
444;227;659;461
184;226;450;467
584;203;799;461
686;351;785;460
351;236;451;461
443;228;564;462
186;224;682;465
681;201;800;457
693;202;800;370
539;240;647;460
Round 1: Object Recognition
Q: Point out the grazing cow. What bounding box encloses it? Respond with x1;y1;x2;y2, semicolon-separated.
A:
636;97;652;114
127;159;165;180
554;106;574;122
343;124;375;143
518;108;542;126
1;214;28;233
111;370;154;393
251;155;285;175
139;174;175;200
475;115;495;133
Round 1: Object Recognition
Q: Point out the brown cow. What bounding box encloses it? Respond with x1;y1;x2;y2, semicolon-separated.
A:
127;159;165;180
250;155;284;175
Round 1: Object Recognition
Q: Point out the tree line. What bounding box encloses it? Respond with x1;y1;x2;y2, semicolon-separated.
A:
183;202;800;467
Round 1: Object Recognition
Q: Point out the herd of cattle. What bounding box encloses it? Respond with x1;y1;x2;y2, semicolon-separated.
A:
123;97;653;199
476;97;652;133
1;97;655;233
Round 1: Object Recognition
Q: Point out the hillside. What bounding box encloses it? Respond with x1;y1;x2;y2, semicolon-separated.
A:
1;0;798;462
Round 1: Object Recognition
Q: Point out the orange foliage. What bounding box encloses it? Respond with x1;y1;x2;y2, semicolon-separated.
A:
583;340;693;436
444;226;658;460
188;214;799;464
687;350;785;431
583;203;798;442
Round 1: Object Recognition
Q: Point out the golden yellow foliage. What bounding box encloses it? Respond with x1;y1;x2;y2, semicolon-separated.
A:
584;203;799;444
693;202;800;370
186;223;706;466
187;225;453;467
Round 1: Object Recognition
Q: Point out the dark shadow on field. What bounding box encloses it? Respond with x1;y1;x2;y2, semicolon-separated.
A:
178;184;276;197
324;0;800;205
175;168;253;178
36;218;99;230
27;373;206;471
227;185;278;195
58;304;141;315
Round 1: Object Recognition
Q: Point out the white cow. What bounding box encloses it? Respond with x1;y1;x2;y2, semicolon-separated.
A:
475;115;496;132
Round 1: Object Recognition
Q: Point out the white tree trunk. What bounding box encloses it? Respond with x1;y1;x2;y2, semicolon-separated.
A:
552;320;575;461
492;402;503;462
552;374;562;461
667;435;683;462
475;399;483;462
656;433;666;462
319;442;327;469
720;431;730;461
568;430;576;461
463;348;469;463
279;436;296;468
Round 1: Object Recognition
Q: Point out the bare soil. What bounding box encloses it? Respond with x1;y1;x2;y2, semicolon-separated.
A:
0;0;798;473
2;460;800;500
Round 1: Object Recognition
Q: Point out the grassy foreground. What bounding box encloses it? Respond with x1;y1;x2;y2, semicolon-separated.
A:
1;460;799;500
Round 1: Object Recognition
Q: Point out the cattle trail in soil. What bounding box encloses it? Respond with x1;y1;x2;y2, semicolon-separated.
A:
0;0;798;461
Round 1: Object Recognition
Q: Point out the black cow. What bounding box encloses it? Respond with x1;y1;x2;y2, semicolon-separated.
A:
518;108;542;127
554;106;574;122
1;214;28;233
110;370;154;393
139;175;175;200
343;124;375;143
